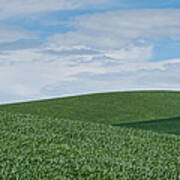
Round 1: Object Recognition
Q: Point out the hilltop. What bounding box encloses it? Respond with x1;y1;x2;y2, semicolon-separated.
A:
1;91;180;134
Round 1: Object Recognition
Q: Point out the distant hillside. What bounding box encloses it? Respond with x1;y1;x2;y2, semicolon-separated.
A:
0;92;180;178
1;91;180;125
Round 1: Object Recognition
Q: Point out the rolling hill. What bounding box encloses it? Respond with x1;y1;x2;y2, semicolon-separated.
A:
0;91;180;179
1;91;180;134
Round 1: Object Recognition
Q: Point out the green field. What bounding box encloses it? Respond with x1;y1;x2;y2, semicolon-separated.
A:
115;117;180;135
1;91;180;134
0;91;180;179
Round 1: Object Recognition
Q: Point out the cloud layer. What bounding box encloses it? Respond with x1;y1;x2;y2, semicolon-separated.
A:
1;6;180;103
0;0;121;20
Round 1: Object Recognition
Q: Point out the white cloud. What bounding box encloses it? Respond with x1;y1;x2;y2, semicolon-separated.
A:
0;46;106;99
48;9;180;50
0;25;38;43
0;0;78;20
76;9;180;38
0;42;180;101
104;46;153;61
0;0;120;20
1;9;180;102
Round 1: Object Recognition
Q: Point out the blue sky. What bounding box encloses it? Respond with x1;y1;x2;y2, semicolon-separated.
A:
1;0;180;103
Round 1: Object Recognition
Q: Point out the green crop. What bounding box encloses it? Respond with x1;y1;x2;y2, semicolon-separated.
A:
0;91;180;179
1;91;180;125
0;111;179;179
1;91;180;134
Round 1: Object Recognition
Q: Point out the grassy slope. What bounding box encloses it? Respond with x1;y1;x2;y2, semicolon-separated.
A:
1;91;180;134
0;91;180;178
0;111;179;179
1;91;180;124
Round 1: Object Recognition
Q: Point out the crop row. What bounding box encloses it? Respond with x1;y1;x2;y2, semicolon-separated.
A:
0;111;180;179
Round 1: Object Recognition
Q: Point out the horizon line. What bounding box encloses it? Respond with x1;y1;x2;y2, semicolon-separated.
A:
1;88;180;105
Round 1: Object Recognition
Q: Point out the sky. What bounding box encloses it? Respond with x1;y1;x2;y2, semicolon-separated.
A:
1;0;180;103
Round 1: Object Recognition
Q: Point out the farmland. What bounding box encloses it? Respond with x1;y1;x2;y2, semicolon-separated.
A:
1;91;180;134
0;91;180;179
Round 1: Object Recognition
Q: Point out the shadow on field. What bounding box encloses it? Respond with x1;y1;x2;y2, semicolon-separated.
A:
112;117;180;135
